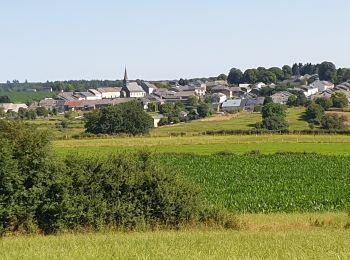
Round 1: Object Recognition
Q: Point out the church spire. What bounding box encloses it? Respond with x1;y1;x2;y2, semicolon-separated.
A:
123;67;128;88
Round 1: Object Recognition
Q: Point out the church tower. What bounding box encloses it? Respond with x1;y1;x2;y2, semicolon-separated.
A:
123;67;128;88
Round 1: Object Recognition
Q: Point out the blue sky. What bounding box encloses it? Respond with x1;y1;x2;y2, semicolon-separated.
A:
1;0;349;82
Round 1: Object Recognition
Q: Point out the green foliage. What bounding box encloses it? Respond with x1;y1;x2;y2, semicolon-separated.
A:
0;121;237;235
84;101;153;135
217;74;227;81
0;95;11;103
197;103;212;118
242;69;258;84
318;61;337;83
315;97;333;111
36;107;49;117
331;92;349;108
321;114;348;130
160;154;350;213
262;103;287;118
305;102;324;124
227;68;243;84
261;116;289;130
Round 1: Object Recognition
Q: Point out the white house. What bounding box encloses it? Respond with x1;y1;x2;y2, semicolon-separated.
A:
300;86;319;97
88;89;103;100
310;80;335;92
254;82;266;89
141;82;156;94
97;87;122;99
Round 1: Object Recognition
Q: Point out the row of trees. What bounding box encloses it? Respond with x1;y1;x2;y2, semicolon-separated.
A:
227;62;350;85
0;120;237;235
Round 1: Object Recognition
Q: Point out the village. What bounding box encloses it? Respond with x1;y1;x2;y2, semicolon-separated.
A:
1;68;350;128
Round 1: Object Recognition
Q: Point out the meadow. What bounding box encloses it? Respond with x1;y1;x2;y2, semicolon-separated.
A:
1;212;349;260
0;91;56;103
53;134;350;156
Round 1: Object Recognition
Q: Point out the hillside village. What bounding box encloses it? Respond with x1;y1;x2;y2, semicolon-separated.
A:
1;66;350;127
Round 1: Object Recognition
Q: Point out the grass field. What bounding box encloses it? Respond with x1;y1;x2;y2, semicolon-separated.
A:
150;107;309;136
53;134;350;156
1;213;349;259
0;91;56;103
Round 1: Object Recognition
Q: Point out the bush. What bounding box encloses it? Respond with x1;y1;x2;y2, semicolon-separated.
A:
262;116;289;130
0;121;237;235
262;103;287;118
321;113;348;130
305;102;324;124
331;92;348;108
315;97;333;111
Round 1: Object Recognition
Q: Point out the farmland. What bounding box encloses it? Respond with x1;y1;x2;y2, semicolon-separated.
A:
159;154;350;213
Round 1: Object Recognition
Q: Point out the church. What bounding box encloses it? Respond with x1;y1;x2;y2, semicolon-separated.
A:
121;68;147;98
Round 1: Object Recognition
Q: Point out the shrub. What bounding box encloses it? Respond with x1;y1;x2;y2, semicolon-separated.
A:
0;121;238;235
262;116;289;130
321;113;348;130
305;102;324;124
331;92;348;108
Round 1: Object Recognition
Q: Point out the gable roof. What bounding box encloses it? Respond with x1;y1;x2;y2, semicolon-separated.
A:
126;82;145;92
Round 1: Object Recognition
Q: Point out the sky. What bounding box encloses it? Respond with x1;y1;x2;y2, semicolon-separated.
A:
0;0;349;82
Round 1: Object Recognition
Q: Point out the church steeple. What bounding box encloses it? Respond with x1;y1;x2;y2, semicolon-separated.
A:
123;67;128;87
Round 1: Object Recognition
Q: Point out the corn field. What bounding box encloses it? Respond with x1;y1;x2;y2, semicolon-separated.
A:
160;154;350;213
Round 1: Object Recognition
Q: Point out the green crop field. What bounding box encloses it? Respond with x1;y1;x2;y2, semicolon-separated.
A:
160;154;350;213
0;91;56;103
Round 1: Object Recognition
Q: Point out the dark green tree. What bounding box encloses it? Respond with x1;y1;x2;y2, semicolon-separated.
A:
242;69;258;84
318;61;337;83
227;68;243;84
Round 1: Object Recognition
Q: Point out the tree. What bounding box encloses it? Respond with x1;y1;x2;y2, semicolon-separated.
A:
257;70;277;84
315;97;333;111
188;96;199;107
318;61;337;83
227;68;243;84
84;101;153;135
36;107;49;117
331;92;348;108
282;65;292;79
262;116;289;130
262;103;287;118
292;63;300;76
263;96;273;105
305;102;324;124
268;67;284;81
217;74;227;81
287;95;297;107
321;114;348;130
178;78;188;86
242;69;258;84
197;103;212;118
0;96;11;103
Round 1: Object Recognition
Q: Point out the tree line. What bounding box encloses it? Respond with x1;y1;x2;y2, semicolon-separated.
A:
227;61;350;85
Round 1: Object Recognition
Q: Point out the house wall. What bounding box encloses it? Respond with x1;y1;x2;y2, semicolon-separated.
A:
101;92;121;99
